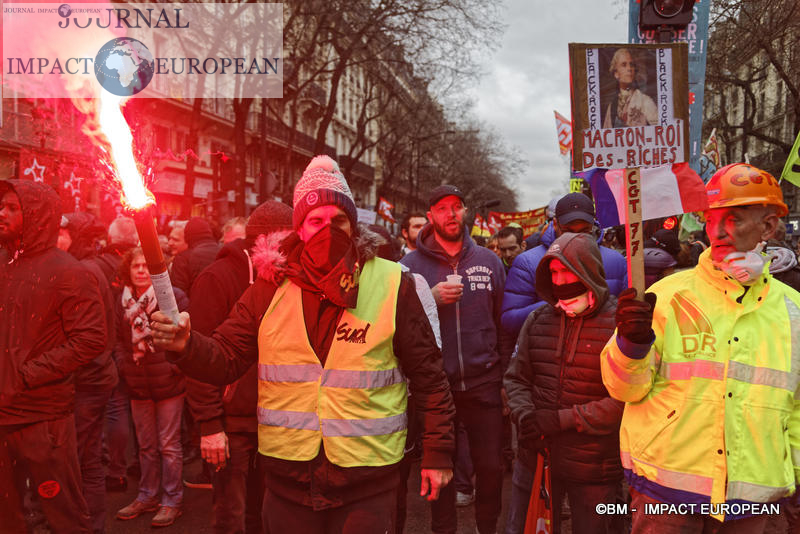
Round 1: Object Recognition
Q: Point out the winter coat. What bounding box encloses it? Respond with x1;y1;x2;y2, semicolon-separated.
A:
502;223;628;337
94;242;134;291
0;180;106;424
602;249;800;519
185;237;263;436
168;224;454;508
400;224;507;391
116;287;189;401
64;212;119;393
171;217;221;296
505;233;623;483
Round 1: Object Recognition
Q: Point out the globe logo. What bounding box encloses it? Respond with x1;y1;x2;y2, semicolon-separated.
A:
94;38;155;97
58;4;71;17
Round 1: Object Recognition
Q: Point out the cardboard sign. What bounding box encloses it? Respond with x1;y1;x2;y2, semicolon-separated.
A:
569;43;690;172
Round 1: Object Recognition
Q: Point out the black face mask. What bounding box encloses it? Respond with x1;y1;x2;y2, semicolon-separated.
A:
552;280;587;300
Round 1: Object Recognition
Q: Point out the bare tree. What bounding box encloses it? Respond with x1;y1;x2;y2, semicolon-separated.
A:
705;0;800;172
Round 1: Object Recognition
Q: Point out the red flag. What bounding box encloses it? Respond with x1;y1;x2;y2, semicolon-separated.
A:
554;111;572;156
471;213;490;237
487;208;547;237
377;197;395;223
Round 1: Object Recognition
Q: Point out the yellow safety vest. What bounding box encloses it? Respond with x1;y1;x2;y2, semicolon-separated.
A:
256;258;407;467
601;249;800;519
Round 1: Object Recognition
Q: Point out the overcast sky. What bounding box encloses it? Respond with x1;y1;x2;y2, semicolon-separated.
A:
470;0;628;211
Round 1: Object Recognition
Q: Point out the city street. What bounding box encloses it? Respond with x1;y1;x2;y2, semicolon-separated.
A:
103;456;790;534
104;458;515;533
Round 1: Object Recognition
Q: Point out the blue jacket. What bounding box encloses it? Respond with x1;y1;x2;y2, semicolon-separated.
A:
501;225;627;336
401;224;506;391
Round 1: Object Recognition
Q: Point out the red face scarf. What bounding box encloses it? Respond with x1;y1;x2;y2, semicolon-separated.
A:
285;225;361;308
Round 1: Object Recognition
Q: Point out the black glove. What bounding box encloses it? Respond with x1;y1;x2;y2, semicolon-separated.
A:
615;288;657;344
534;409;562;437
517;411;540;443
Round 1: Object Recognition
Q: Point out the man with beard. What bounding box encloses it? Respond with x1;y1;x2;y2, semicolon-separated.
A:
401;185;507;534
150;156;455;534
401;212;426;256
0;180;107;532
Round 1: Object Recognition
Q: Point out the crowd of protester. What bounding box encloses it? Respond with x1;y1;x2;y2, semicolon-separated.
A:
2;159;800;534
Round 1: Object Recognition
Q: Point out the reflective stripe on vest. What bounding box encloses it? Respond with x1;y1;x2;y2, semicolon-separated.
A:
786;297;800;397
658;359;725;381
256;258;407;467
727;480;794;502
321;368;406;389
621;450;714;496
258;363;322;382
257;407;319;430
605;343;653;385
727;361;797;392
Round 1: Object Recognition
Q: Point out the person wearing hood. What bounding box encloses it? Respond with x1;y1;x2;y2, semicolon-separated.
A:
60;212;120;534
0;180;107;532
149;156;455;534
171;216;221;297
184;200;293;534
504;232;624;534
401;184;508;534
502;192;628;338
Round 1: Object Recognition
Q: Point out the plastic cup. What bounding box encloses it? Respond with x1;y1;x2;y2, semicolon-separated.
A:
446;274;462;285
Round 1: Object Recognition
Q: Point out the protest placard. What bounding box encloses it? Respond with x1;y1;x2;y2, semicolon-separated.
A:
569;42;689;172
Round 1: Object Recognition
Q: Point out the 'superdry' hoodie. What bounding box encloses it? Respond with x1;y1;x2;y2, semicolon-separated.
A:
401;223;506;391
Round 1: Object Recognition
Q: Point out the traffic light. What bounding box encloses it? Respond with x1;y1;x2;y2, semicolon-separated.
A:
639;0;694;30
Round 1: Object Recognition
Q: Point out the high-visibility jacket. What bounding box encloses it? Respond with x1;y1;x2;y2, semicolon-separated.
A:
601;249;800;520
256;258;408;468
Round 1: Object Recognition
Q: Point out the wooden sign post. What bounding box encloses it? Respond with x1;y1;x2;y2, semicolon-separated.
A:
624;167;645;299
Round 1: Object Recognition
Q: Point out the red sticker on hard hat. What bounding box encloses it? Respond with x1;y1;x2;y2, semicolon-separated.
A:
38;480;61;499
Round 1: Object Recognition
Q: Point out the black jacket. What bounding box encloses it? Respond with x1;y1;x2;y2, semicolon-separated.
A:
0;180;107;424
505;232;623;483
169;226;455;509
185;237;259;436
171;217;220;296
116;287;189;401
64;212;119;393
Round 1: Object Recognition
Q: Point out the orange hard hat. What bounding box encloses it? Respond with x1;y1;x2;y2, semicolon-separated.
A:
705;163;788;217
